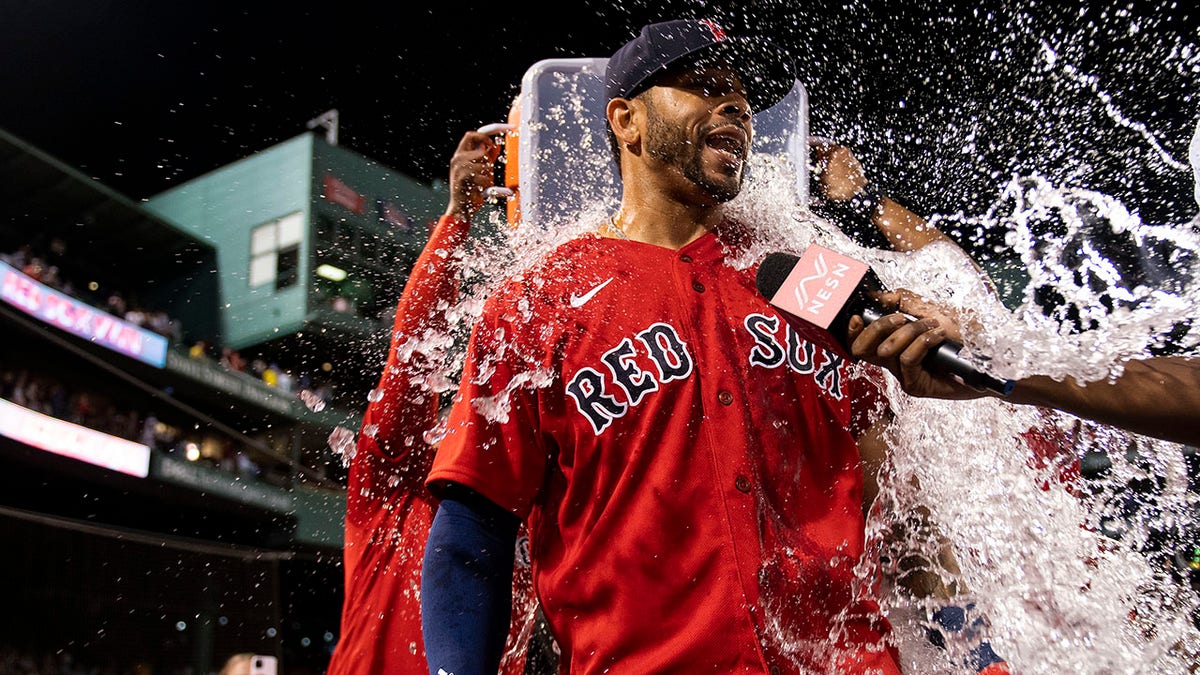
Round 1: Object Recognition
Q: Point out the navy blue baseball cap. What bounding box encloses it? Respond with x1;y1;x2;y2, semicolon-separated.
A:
605;19;796;112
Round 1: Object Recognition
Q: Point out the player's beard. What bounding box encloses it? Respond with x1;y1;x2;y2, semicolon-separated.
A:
643;102;744;203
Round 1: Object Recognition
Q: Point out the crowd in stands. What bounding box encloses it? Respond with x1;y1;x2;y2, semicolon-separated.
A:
3;240;339;409
0;365;288;484
0;645;127;675
187;339;336;408
2;368;142;442
2;240;183;344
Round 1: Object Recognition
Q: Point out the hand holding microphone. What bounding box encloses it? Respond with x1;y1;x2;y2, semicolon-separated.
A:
755;246;1014;398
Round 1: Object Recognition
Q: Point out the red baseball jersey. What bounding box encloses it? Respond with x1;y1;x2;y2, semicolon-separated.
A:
1021;410;1084;494
429;225;897;674
329;215;535;675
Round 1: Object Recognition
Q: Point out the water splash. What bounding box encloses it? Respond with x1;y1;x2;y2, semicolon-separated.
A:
394;145;1200;675
756;141;1199;669
327;426;357;466
343;7;1200;671
298;389;326;412
1039;40;1189;172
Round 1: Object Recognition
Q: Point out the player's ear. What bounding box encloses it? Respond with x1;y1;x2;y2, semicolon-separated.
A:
607;97;641;152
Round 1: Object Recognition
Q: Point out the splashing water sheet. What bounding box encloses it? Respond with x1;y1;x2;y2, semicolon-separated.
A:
340;8;1200;671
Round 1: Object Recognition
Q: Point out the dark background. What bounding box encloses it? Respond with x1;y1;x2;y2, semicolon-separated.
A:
0;4;1197;671
3;0;1198;225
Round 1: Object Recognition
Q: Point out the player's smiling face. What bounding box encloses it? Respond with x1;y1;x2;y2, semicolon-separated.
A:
640;63;753;203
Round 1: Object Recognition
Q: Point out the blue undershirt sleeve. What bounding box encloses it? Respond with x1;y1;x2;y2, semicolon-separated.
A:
421;485;521;675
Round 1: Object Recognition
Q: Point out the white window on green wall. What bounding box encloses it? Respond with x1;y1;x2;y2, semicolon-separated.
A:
249;212;304;289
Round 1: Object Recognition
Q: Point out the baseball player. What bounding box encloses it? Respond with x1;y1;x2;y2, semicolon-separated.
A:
421;19;978;675
327;128;542;675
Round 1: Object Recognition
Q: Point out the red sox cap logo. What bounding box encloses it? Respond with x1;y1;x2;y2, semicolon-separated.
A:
699;19;727;42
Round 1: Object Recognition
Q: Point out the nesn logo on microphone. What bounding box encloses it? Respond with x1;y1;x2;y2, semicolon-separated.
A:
769;246;870;329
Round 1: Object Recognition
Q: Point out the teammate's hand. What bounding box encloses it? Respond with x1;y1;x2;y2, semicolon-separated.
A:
847;291;984;400
874;289;968;344
445;129;502;221
810;138;867;202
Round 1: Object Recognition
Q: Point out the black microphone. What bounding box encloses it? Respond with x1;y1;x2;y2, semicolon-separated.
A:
755;247;1014;396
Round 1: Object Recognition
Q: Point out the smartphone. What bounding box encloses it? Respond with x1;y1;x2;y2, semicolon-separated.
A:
250;655;278;675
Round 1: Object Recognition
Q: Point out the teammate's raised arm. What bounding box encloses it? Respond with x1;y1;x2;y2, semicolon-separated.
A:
811;139;952;252
329;126;511;675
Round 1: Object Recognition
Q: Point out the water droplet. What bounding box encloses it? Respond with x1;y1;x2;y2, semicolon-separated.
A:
328;426;357;464
423;419;448;445
298;389;326;412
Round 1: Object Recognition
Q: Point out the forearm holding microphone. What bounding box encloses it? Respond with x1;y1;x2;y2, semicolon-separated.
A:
869;288;1200;445
1005;357;1200;446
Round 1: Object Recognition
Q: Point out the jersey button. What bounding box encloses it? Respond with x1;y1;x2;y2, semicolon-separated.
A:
679;254;693;263
692;280;705;293
717;390;733;405
735;475;752;493
769;666;782;675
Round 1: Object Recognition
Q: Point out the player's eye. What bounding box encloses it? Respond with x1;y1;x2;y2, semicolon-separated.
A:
692;76;743;100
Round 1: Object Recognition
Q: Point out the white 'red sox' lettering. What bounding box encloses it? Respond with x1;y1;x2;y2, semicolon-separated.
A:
567;315;848;434
566;322;693;435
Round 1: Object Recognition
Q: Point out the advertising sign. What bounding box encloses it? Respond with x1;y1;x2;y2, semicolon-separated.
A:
0;261;168;368
0;397;151;478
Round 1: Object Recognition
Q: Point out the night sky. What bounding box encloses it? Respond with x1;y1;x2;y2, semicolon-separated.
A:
3;1;1199;226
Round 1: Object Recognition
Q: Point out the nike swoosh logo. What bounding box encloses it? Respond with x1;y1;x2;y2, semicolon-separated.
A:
569;277;614;308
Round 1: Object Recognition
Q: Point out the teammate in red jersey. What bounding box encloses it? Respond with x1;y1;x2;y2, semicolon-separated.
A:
327;127;542;675
419;19;985;675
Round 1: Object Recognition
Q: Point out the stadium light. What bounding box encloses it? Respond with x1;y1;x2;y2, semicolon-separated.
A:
316;264;348;282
